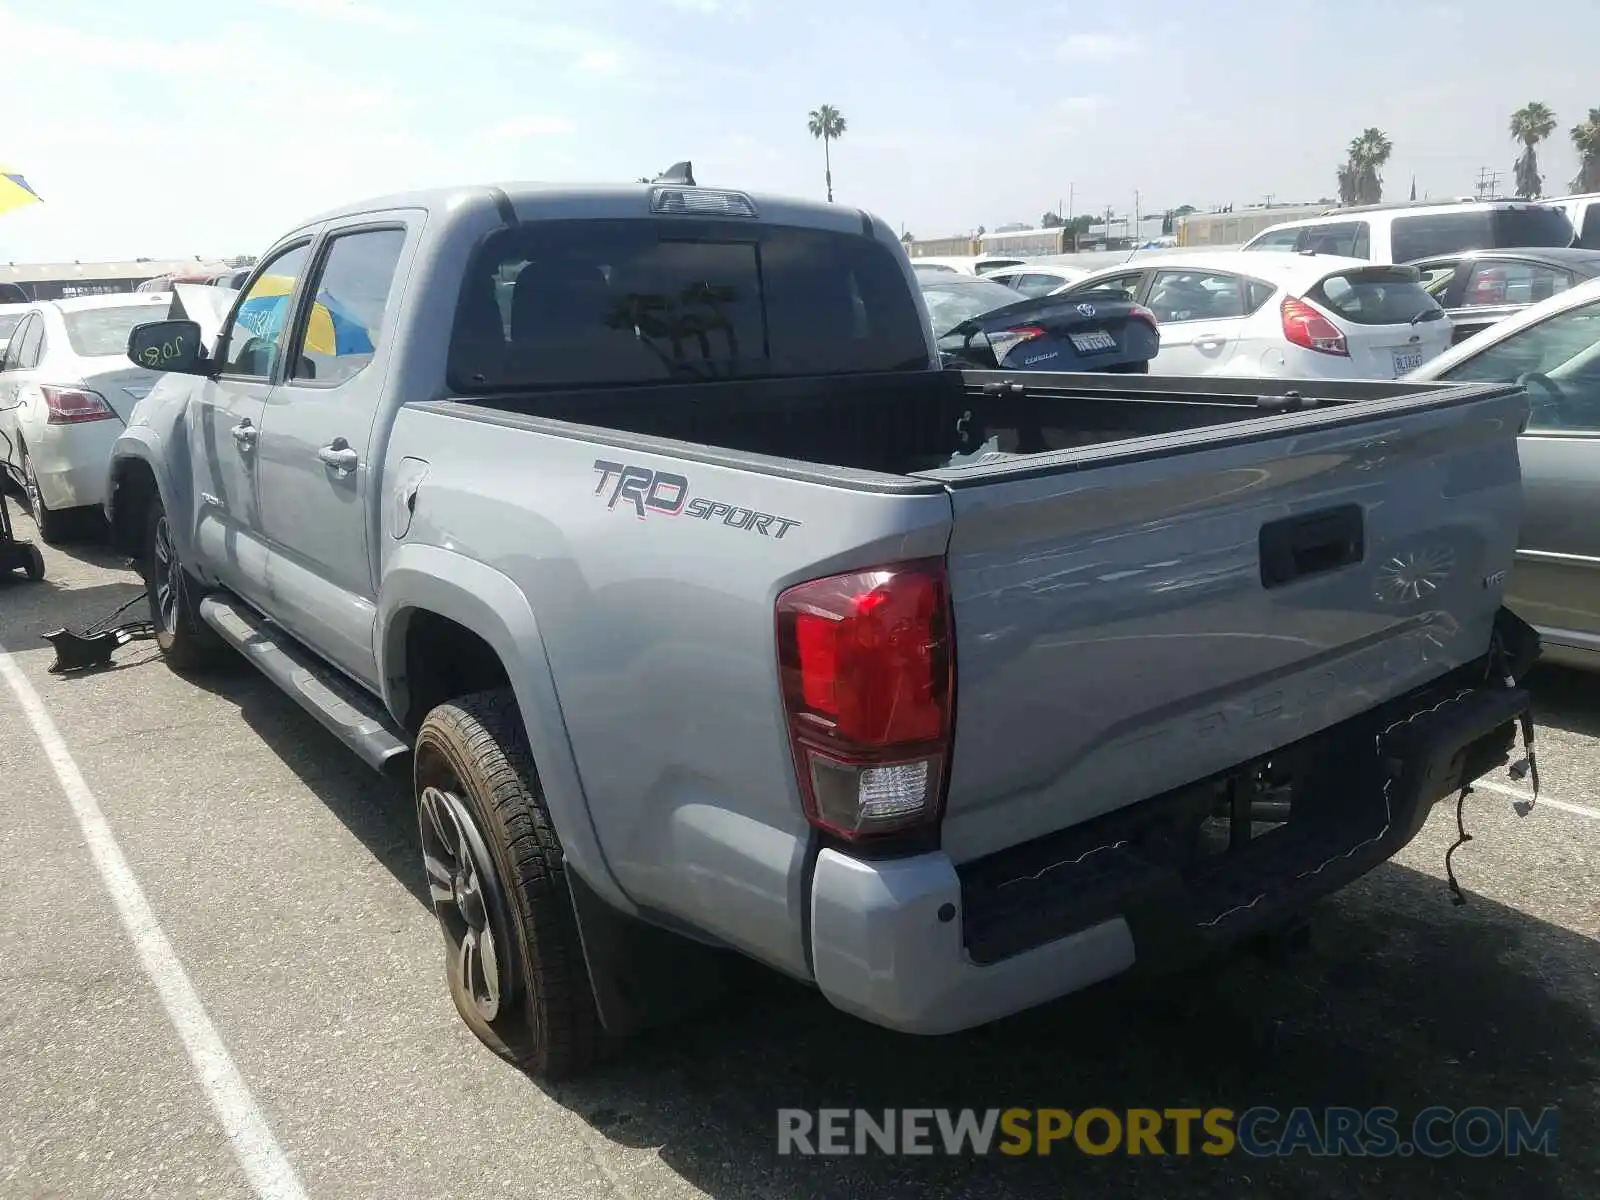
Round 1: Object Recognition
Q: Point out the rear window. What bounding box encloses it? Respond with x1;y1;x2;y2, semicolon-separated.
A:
1308;268;1442;325
920;277;1023;334
63;304;170;357
1390;208;1574;262
447;219;929;391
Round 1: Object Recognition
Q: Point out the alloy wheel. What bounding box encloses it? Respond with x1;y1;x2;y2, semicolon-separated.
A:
419;783;517;1022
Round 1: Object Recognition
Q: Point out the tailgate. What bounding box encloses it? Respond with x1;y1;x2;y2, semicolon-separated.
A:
925;382;1527;864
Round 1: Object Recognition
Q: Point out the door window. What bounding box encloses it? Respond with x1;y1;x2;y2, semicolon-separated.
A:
1247;226;1302;251
13;312;44;369
1;313;35;371
1459;261;1572;307
219;243;313;379
1295;222;1369;258
1012;273;1067;297
1147;270;1246;323
1077;271;1143;301
290;227;407;386
1439;297;1600;431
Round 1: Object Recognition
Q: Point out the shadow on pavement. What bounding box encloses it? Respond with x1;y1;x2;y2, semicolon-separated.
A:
1527;664;1600;739
19;546;1587;1200
548;865;1596;1200
173;655;1599;1199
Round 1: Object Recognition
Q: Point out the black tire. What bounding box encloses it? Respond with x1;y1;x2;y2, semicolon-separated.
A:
21;543;44;581
21;446;72;544
144;499;225;671
414;689;602;1079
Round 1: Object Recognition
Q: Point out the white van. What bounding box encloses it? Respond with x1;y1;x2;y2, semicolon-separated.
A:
1240;199;1575;264
1546;192;1600;249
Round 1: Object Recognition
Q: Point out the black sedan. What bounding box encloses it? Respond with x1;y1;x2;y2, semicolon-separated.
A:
918;274;1159;372
1413;246;1600;344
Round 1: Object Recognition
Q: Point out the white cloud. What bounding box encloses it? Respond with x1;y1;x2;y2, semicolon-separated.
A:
1058;32;1143;61
1054;95;1103;117
483;115;577;140
576;48;624;75
259;0;425;31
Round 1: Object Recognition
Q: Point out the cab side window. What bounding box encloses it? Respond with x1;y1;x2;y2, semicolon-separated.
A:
288;227;407;387
219;243;313;379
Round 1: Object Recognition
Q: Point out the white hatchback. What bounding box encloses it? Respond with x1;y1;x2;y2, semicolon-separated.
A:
1060;251;1454;380
0;292;173;541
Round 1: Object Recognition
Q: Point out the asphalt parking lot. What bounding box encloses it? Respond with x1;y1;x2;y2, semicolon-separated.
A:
1;505;1596;1200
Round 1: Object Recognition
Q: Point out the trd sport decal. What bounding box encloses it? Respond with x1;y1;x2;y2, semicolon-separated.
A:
592;460;803;539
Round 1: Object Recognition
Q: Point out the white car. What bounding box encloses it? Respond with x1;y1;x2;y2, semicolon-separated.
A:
980;263;1090;297
0;292;173;541
1238;199;1576;264
0;301;28;361
1059;251;1453;379
907;255;1027;276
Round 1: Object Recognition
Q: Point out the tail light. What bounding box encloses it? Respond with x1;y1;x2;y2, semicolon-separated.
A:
775;559;954;842
41;385;117;424
1280;296;1348;356
986;324;1046;362
1128;303;1158;330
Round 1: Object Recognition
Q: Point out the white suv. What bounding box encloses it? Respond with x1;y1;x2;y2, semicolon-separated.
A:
1241;199;1575;264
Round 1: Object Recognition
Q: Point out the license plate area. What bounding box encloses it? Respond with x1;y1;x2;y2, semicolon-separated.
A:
1069;329;1117;353
1390;347;1425;375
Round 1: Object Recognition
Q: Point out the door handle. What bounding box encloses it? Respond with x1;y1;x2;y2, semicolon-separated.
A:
231;419;257;451
1195;333;1225;349
318;439;358;476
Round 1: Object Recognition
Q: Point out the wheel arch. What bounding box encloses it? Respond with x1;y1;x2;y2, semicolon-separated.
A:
377;544;634;917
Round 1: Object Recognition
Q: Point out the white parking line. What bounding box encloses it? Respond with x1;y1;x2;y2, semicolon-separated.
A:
0;641;310;1200
1472;776;1600;822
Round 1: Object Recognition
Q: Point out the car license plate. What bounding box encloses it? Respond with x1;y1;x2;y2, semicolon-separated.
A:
1390;347;1425;376
1070;330;1117;353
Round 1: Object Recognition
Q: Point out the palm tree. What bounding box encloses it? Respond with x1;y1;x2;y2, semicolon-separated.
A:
1345;128;1392;205
1572;108;1600;192
807;104;847;203
1510;102;1558;198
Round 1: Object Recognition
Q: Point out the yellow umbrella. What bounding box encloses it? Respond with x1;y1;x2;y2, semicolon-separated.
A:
0;166;41;217
237;274;374;357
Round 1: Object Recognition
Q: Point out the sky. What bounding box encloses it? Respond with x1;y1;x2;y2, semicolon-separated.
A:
2;0;1598;262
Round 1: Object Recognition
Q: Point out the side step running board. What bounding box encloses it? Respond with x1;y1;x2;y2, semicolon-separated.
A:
198;595;410;772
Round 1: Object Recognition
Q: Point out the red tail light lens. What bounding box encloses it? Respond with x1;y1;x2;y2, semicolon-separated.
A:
776;560;954;841
41;385;117;424
1280;296;1348;356
987;324;1047;362
1128;303;1158;329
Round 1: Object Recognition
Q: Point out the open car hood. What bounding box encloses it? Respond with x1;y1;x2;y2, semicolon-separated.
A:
168;283;237;353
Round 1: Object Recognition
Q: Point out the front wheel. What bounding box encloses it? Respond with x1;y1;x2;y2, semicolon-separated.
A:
144;500;225;671
414;689;602;1079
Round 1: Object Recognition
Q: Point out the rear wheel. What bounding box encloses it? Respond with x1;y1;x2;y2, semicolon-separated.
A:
20;543;44;581
21;446;72;544
414;690;602;1079
144;500;225;671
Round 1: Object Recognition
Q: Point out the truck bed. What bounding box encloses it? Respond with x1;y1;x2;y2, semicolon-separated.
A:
422;369;1527;874
452;369;1491;479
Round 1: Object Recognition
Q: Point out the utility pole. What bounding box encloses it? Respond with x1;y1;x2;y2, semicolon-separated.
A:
1263;192;1274;209
1474;166;1502;201
1133;189;1141;234
1067;182;1074;223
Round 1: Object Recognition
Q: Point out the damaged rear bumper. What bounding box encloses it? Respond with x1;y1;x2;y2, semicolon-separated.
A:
807;609;1538;1035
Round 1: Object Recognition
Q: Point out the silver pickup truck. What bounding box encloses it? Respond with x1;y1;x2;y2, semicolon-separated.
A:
106;176;1540;1080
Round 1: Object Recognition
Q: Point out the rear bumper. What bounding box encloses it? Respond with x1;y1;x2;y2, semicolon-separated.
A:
809;642;1533;1035
28;422;120;511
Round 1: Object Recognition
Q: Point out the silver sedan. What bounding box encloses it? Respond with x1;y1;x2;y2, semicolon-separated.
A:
1408;276;1600;670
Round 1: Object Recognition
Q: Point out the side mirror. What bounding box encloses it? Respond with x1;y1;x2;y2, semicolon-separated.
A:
127;320;207;375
